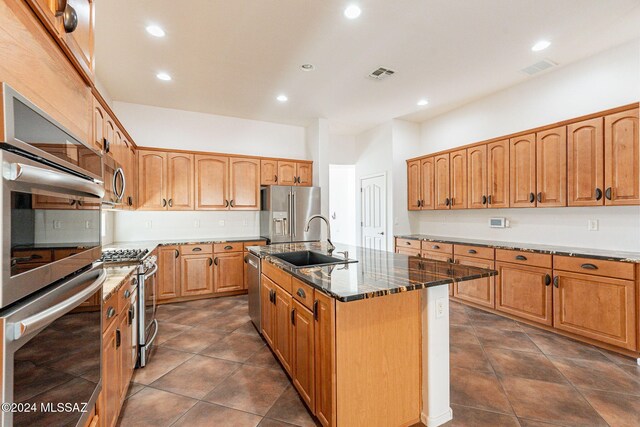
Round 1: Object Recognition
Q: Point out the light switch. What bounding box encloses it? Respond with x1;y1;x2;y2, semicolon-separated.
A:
194;220;200;228
53;220;62;229
436;297;446;318
218;220;225;226
588;220;598;231
145;221;152;229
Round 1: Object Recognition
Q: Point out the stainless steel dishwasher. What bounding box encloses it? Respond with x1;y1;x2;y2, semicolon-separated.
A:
246;252;261;329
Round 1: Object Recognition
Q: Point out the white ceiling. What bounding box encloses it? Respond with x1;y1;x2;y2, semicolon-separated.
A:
95;0;640;135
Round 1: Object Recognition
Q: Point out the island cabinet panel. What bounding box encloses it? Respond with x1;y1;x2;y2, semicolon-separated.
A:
407;160;421;210
335;291;421;427
495;262;553;326
157;246;181;300
138;150;167;210
292;300;315;412
536;126;567;207
195;155;229;210
274;285;293;375
314;291;336;427
454;256;495;308
167;153;194;210
180;254;214;296
278;161;297;185
261;276;276;348
604;109;640;206
567;118;604;206
449;149;468;209
552;271;636;350
420;157;435;210
434;154;451;210
487;139;510;208
467;145;487;209
297;162;313;186
118;307;132;404
229;157;260;210
261;159;278;185
102;319;120;427
510;133;537;207
213;252;244;293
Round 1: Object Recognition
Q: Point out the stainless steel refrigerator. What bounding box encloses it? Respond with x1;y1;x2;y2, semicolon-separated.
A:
260;186;321;243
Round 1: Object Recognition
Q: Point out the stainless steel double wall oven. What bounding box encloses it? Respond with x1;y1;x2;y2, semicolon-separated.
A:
0;83;106;427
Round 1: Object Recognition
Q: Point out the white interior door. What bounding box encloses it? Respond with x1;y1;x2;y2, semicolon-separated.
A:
360;174;386;251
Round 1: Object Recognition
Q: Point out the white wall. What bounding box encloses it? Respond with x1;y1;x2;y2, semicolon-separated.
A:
329;165;357;245
416;40;640;251
391;120;422;238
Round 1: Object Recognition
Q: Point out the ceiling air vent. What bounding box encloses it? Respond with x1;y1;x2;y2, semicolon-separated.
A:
521;59;557;76
368;66;396;80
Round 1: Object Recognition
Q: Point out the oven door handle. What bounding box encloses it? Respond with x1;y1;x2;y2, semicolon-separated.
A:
6;162;105;199
12;269;106;340
144;263;158;280
146;319;159;347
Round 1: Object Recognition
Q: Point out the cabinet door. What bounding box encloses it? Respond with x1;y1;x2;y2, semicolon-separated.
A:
180;254;214;296
104;116;115;156
495;262;552;325
229;157;260;210
214;252;244;293
454;256;494;308
297;162;313;186
127;146;137;209
420;157;434;210
102;320;120;427
536;126;567;207
407;160;421;211
158;246;180;300
261;159;278;185
314;291;335;427
118;307;132;404
449;149;467;209
61;0;94;77
138;150;167;210
509;134;537;207
434;154;450;210
604;109;640;206
261;276;276;348
167;153;194;210
278;161;297;185
487;140;509;208
467;145;487;209
553;272;636;350
274;286;293;375
92;98;104;151
292;300;315;412
195;155;229;210
567;118;604;206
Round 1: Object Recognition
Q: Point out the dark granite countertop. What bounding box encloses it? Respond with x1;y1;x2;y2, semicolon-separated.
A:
104;237;267;252
396;234;640;263
248;242;497;302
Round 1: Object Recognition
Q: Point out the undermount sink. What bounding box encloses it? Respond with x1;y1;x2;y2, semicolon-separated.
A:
271;251;357;268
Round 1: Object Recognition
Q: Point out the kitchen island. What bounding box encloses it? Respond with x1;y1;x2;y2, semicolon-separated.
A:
248;242;497;427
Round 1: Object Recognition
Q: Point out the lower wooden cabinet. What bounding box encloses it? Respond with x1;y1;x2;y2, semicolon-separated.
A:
214;252;244;292
495;262;553;325
313;291;335;427
101;318;120;427
553;271;636;350
292;300;315;411
454;256;495;308
274;285;293;374
180;254;214;296
158;246;180;300
261;276;277;348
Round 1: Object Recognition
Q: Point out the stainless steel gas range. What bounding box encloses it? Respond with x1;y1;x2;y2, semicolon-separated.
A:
101;248;159;368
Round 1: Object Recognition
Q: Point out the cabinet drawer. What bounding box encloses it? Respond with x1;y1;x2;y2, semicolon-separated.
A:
243;241;267;251
103;292;119;332
396;238;421;250
454;244;494;260
420;251;453;263
12;249;53;263
421;241;453;254
554;256;635;280
292;278;314;310
396;247;420;257
180;244;213;255
214;242;243;253
496;249;551;268
262;260;292;294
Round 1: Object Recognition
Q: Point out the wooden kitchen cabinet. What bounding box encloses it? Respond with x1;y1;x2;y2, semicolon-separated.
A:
61;0;94;77
167;153;194;210
297;162;313;186
92;97;105;151
278;161;297;185
118;308;131;403
434;153;450;210
292;300;315;411
536;126;567;207
261;276;277;348
195;154;228;210
213;252;244;293
229;157;260;210
467;145;487;209
604;109;640;205
158;246;181;300
495;261;553;326
487;139;509;208
261;159;278;185
101;319;119;427
138;150;167;210
274;285;293;375
553;271;636;350
407;160;421;210
449;149;467;209
454;255;495;308
567;118;604;206
510;133;537;207
314;290;336;427
180;254;214;296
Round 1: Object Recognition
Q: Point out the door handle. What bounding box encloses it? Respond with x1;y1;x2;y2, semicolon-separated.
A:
192;247;202;252
417;199;422;207
291;308;296;325
482;195;487;205
553;276;559;288
378;232;385;235
224;245;233;250
313;300;319;320
274;175;278;183
444;198;450;206
175;249;179;258
537;192;542;203
595;188;603;201
580;263;598;270
544;274;551;286
488;195;492;205
115;328;121;348
230;200;235;208
7;162;105;198
529;192;535;203
515;255;527;261
467;249;477;254
168;199;173;207
605;187;612;200
162;198;167;207
296;288;306;299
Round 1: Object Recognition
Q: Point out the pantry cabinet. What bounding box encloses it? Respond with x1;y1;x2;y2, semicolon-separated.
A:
567;118;604;206
604;109;640;206
536;126;567;207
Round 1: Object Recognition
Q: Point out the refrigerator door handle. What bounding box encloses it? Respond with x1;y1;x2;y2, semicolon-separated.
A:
287;192;292;236
291;191;296;238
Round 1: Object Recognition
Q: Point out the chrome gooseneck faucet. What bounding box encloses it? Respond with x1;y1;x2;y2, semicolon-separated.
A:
304;215;335;254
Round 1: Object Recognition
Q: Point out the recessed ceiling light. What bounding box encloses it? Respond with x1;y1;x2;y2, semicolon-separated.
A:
531;40;551;52
344;4;361;19
276;94;288;102
417;99;429;106
156;72;172;81
300;64;315;71
146;25;165;37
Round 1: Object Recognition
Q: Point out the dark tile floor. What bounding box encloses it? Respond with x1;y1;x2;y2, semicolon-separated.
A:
117;296;640;427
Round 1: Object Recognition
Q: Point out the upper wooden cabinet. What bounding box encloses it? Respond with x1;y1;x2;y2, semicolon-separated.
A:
261;159;278;185
167;153;195;210
487;140;509;208
509;133;537;207
536;126;567;207
420;157;435;210
449;149;467;209
297;162;313;186
434;154;450;210
567;118;604;206
604;109;640;205
278;161;297;185
407;160;421;211
92;97;105;152
467;145;487;209
195;154;229;210
138;150;194;210
229;157;260;210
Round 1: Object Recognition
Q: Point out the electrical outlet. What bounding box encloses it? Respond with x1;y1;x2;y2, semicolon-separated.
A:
436;298;446;318
218;220;225;227
243;219;248;226
53;220;62;230
194;220;200;228
145;221;152;229
85;220;91;229
588;220;599;231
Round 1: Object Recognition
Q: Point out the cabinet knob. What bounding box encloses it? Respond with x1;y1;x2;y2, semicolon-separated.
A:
274;174;278;183
106;306;116;319
168;199;173;207
595;188;603;201
63;4;78;33
467;249;477;254
580;263;598;270
537;192;542;203
175;249;179;258
229;200;235;208
162;198;167;207
553;276;559;288
544;274;551;286
296;288;306;299
224;245;233;250
529;192;535;203
605;187;612;200
515;255;527;261
481;195;487;205
488;195;492;205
